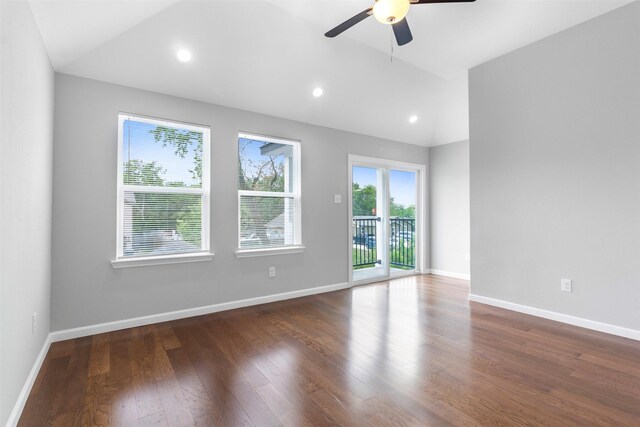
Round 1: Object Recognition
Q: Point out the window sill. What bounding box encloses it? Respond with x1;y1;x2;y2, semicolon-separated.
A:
111;252;215;269
235;245;305;258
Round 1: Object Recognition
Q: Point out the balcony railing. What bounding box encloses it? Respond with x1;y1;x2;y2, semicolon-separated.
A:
352;216;415;270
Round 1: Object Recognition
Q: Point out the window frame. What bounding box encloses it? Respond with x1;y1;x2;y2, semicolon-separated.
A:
236;132;303;257
112;113;212;267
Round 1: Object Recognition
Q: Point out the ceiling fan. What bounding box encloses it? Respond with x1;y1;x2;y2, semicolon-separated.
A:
325;0;476;46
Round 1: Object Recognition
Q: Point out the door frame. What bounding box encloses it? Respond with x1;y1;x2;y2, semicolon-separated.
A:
348;154;427;287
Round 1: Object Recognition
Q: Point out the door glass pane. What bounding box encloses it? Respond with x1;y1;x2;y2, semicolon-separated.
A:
352;166;386;281
389;170;416;270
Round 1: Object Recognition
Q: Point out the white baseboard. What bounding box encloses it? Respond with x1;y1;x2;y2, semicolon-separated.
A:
50;282;350;342
469;294;640;342
429;269;470;281
6;334;52;427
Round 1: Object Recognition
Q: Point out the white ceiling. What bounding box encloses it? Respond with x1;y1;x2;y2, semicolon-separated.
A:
28;0;632;146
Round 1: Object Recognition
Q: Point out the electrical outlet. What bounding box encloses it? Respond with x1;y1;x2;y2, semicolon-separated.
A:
268;266;276;278
32;312;37;334
465;253;471;262
334;194;342;204
561;278;572;293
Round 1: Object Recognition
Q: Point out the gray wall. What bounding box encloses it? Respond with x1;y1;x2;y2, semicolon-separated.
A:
429;140;470;276
52;74;430;331
0;2;54;425
469;1;640;330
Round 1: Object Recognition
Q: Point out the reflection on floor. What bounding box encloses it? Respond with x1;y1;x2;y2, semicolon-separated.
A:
19;275;640;426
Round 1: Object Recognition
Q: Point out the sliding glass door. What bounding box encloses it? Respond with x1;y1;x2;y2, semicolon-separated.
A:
349;156;424;285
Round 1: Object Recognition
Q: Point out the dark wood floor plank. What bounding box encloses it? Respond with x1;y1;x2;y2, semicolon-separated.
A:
165;346;222;426
129;327;165;421
170;321;256;426
18;356;70;427
80;373;111;426
108;329;138;427
19;275;640;426
87;333;111;377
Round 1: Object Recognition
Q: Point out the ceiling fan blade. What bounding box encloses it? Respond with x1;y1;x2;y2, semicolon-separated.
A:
411;0;475;4
392;18;413;46
325;8;373;38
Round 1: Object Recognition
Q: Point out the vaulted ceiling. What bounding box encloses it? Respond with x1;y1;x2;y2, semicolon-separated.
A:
28;0;632;146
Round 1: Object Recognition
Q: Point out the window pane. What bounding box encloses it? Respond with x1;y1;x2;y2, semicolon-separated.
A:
123;119;203;188
238;137;294;192
123;191;202;256
240;195;294;249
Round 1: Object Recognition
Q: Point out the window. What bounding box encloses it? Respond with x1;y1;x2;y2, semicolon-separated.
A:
237;133;302;255
114;114;211;266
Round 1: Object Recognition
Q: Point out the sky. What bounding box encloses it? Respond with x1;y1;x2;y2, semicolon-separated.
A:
238;137;287;185
123;120;200;186
353;166;416;207
123;120;416;206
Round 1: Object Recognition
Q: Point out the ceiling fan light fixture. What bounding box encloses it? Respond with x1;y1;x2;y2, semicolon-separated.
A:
373;0;410;25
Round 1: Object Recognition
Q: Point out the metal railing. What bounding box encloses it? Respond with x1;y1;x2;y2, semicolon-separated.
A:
352;217;415;270
352;216;379;268
390;218;415;269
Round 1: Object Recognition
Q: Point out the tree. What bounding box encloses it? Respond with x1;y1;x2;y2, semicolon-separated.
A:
123;160;165;186
391;202;415;218
123;159;201;247
176;203;201;246
150;126;203;185
238;140;288;245
352;183;377;216
238;141;285;192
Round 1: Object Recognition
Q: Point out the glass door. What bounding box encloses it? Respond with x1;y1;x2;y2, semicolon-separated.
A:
350;156;423;285
389;169;417;276
351;165;388;283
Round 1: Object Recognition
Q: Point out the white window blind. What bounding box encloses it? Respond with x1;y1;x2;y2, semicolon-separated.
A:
117;114;210;259
237;133;301;250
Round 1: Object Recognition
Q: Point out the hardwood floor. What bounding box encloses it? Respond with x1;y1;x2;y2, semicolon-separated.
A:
19;275;640;426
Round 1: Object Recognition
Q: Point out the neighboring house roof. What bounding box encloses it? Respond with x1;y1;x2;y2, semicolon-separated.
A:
124;192;136;204
266;213;284;229
148;240;200;255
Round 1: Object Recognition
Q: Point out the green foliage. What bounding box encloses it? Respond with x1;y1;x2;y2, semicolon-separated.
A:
176;203;201;246
391;202;415;219
352;183;377;216
124;159;201;249
150;126;203;185
352;248;377;270
352;182;415;218
124;160;165;186
390;242;415;269
352;241;415;270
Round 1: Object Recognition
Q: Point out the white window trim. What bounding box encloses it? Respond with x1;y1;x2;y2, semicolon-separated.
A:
111;252;215;268
235;245;305;258
236;132;302;255
113;113;212;267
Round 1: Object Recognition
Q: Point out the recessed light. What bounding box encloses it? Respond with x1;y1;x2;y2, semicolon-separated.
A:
313;87;324;97
177;49;192;62
409;115;418;124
